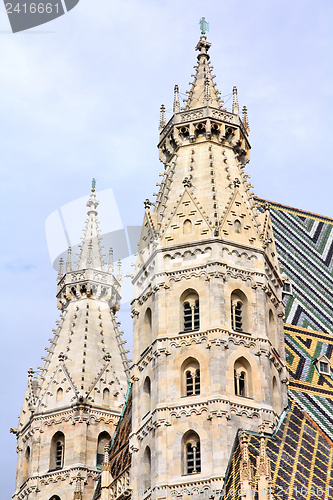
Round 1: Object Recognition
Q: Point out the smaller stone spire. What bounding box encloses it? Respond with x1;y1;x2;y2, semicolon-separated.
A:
76;183;106;271
66;246;72;273
232;86;239;115
108;248;114;274
173;85;180;113
239;431;254;499
159;104;166;130
117;259;122;286
242;105;250;134
256;426;272;500
57;257;63;282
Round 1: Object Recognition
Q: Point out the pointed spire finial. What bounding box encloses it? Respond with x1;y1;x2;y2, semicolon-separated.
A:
108;248;114;274
173;85;180;113
58;257;64;282
76;190;106;271
242;105;250;134
66;247;72;273
159;104;166;130
232;86;239;115
92;177;96;192
117;260;122;286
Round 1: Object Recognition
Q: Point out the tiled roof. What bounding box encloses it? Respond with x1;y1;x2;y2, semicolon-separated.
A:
222;399;333;500
284;324;333;442
256;198;333;333
222;200;333;499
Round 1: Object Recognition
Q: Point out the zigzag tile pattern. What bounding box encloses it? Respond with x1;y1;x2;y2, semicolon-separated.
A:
256;198;333;333
284;324;333;441
222;399;333;500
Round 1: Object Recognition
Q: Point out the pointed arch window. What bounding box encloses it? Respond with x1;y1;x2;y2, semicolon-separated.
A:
183;431;201;474
183;219;192;234
96;431;111;469
142;376;151;417
50;432;65;471
103;387;110;402
234;357;252;398
142;446;151;492
181;290;200;332
23;446;30;483
56;387;63;401
231;290;248;333
182;358;200;396
141;307;152;353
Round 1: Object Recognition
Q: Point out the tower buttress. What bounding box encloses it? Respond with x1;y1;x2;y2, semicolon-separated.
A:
130;27;288;500
13;186;129;500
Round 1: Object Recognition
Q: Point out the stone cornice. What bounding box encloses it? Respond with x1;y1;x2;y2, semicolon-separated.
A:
132;398;278;441
17;405;121;440
132;328;287;374
158;106;249;147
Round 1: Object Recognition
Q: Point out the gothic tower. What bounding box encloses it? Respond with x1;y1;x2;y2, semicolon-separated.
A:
130;31;289;499
12;188;129;500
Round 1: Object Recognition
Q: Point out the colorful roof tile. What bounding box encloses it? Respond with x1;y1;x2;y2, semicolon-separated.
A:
222;399;333;500
256;198;333;333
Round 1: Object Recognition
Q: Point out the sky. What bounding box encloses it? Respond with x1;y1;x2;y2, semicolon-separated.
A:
1;0;333;496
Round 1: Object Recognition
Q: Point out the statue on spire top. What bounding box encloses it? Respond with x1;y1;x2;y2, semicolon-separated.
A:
199;17;209;35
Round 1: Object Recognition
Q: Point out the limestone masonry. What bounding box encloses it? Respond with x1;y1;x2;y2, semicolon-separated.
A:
13;30;333;500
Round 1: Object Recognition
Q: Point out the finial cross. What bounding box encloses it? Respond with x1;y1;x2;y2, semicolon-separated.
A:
199;17;209;35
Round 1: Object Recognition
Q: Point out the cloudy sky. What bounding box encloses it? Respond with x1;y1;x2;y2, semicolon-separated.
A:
1;0;333;495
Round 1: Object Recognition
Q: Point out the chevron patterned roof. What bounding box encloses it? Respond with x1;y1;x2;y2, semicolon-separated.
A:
222;399;333;500
256;198;333;333
222;200;333;499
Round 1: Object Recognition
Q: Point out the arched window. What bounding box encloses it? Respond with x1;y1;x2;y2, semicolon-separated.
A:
234;357;252;398
23;446;30;483
231;290;248;332
272;376;281;413
182;431;201;474
183;219;192;234
49;497;61;500
103;387;110;406
142;376;151;417
142;446;151;492
181;358;200;396
234;219;241;234
50;432;65;471
181;290;200;332
56;387;63;401
142;308;152;351
268;309;277;349
96;431;111;469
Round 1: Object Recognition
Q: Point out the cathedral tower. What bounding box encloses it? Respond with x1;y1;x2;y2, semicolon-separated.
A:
130;29;288;499
12;187;129;500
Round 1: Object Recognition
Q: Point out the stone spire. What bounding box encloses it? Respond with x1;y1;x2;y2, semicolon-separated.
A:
13;184;129;500
232;85;239;115
77;186;105;271
183;33;223;110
